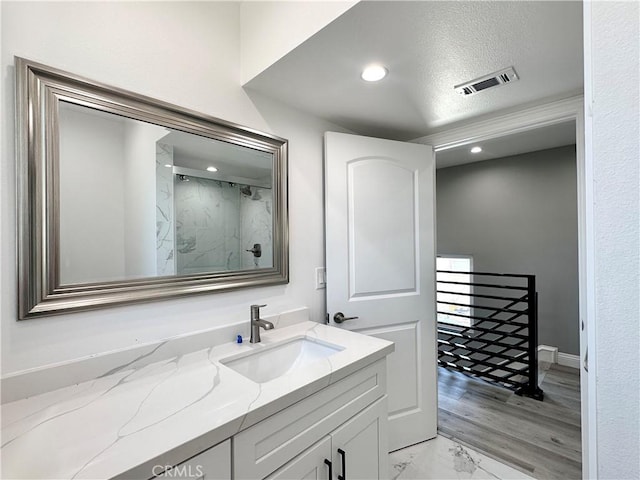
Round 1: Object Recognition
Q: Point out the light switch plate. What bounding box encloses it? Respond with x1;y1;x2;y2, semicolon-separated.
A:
315;267;326;289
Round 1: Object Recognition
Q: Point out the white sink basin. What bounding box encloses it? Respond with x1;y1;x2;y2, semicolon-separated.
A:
221;337;344;383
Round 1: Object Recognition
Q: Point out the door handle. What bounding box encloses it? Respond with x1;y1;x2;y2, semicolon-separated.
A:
333;312;358;324
337;448;346;480
583;348;588;372
324;458;332;479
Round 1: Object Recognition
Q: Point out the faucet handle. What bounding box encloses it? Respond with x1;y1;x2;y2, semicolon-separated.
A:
250;304;267;318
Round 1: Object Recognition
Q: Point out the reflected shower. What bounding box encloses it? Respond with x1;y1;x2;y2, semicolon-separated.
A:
240;185;262;200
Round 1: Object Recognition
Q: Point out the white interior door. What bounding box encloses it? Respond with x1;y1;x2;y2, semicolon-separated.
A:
324;131;437;452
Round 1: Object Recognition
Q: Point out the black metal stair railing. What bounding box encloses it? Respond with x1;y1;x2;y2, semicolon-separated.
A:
436;270;544;400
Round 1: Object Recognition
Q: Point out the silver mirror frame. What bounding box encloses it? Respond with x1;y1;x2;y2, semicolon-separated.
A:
16;57;289;319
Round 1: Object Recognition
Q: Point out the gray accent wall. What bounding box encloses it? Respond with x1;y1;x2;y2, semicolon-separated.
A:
436;145;579;355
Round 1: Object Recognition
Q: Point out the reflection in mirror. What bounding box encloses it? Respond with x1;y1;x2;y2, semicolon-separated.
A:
58;102;274;285
17;57;288;318
158;131;273;276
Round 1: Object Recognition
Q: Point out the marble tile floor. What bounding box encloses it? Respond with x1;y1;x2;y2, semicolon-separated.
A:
390;435;535;480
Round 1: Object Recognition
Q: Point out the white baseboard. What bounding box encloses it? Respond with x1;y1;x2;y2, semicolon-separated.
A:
537;345;558;364
537;344;580;369
557;352;580;369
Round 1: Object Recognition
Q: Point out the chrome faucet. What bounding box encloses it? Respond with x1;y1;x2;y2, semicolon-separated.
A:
250;304;274;343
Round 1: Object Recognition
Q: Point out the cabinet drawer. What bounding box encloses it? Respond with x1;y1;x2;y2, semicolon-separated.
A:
265;436;332;480
234;359;386;479
153;439;230;480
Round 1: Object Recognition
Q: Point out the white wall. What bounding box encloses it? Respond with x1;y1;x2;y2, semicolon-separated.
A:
123;120;167;279
436;146;579;355
1;1;349;375
585;1;640;478
240;1;358;84
58;109;171;283
58;103;127;284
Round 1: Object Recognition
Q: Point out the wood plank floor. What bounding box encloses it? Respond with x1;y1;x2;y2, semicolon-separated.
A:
437;364;582;480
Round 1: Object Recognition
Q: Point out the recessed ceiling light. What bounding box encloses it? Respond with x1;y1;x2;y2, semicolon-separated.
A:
206;166;218;172
470;146;482;154
361;64;388;82
164;164;172;168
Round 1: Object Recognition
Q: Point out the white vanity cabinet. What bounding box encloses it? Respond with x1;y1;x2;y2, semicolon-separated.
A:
151;359;388;480
156;440;231;480
266;437;332;480
234;359;388;480
265;398;388;480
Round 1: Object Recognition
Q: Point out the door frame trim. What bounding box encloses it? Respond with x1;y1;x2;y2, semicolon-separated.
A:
415;94;595;478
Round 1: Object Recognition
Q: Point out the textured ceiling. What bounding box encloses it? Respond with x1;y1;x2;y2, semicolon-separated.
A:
245;1;583;141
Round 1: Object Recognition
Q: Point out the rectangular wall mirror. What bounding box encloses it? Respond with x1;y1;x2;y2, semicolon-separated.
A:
16;57;288;318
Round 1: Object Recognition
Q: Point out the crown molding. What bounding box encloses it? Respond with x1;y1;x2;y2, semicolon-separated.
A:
414;95;584;151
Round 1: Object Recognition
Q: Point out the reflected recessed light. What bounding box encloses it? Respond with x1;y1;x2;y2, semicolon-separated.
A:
164;164;172;168
470;146;482;154
206;166;218;172
361;64;388;82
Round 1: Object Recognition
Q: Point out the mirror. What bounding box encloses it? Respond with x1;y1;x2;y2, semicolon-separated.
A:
16;57;288;318
58;102;275;283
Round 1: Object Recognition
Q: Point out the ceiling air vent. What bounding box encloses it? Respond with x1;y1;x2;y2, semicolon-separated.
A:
454;67;519;96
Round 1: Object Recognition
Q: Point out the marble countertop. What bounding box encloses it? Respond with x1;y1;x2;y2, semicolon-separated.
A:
1;322;393;479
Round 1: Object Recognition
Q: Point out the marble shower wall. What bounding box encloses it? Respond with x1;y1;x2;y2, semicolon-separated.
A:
240;187;273;269
161;168;273;275
155;143;175;276
174;178;242;275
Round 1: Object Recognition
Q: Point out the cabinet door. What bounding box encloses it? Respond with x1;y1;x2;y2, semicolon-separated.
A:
266;436;332;480
156;439;230;480
330;397;388;480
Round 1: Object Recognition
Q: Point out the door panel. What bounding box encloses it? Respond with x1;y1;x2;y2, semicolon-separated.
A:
362;323;419;415
325;132;437;451
349;160;417;297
